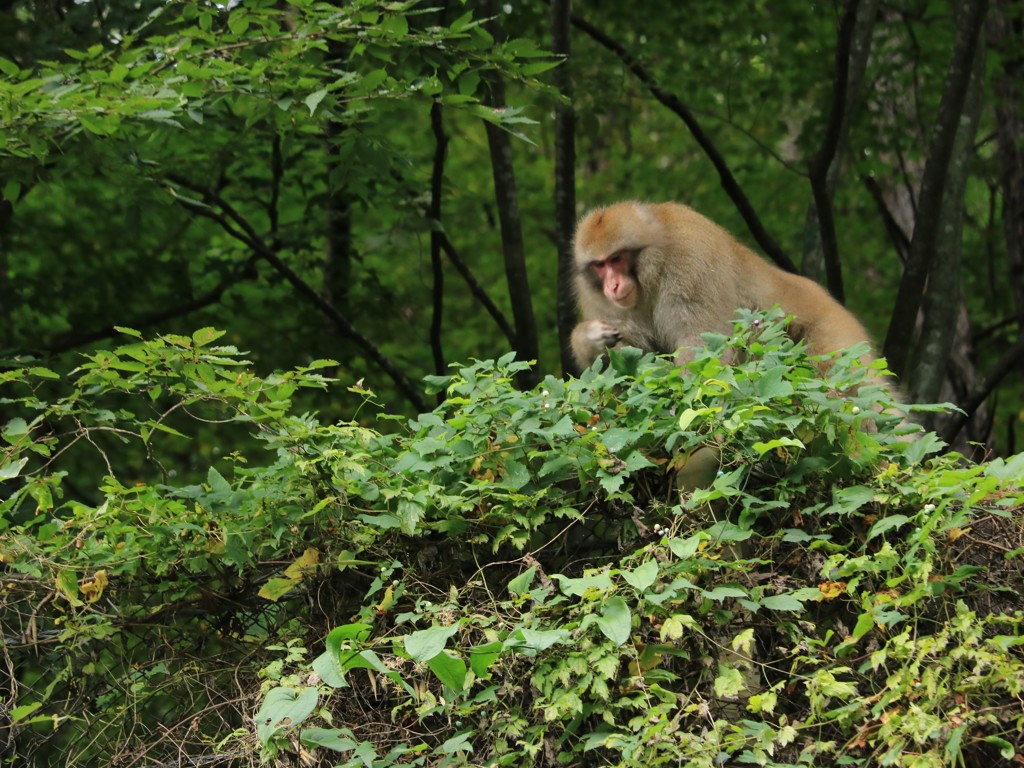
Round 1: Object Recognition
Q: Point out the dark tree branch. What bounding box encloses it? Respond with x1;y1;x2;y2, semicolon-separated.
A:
268;134;282;244
428;100;448;391
908;9;986;408
482;0;540;388
990;0;1024;330
436;231;517;345
883;0;989;376
552;0;578;376
807;0;860;304
940;335;1024;443
44;258;259;355
862;175;911;262
166;177;428;412
570;13;797;274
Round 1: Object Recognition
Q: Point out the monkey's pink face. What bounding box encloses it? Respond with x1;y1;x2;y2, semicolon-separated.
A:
590;249;639;309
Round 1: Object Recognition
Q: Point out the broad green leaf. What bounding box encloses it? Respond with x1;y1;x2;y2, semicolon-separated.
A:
515;627;569;652
713;665;746;698
751;437;805;457
702;585;748;602
507;566;536;595
305;88;328;116
300;727;358;752
760;594;804;612
866;514;910;541
404;624;459;663
551;571;613;597
467;641;502;678
595;597;632;646
255;687;318;744
258;577;295;602
620;560;658;592
0;457;28;481
426;650;467;691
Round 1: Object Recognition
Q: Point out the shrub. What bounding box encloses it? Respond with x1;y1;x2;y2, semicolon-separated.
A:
2;315;1022;767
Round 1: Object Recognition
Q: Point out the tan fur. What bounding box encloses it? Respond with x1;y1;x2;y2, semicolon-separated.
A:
571;201;874;370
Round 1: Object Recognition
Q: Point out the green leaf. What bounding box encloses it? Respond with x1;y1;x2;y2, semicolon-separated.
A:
255;687;318;745
396;499;423;535
467;641;502;678
983;736;1015;760
192;327;226;347
507;566;536;595
514;627;569;652
702;585;748;602
866;514;910;541
552;571;614;597
300;727;357;752
668;533;702;559
595;597;632;646
404;624;459;663
311;651;346;689
759;594;804;611
751;437;804;457
0;457;28;481
620;560;658;592
824;485;876;516
713;665;746;698
258;577;295;602
305;88;328;116
10;702;42;723
426;650;467;691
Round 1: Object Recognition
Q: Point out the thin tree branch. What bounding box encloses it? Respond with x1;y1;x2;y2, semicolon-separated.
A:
44;258;259;355
861;174;911;262
808;0;860;303
428;100;448;389
435;231;517;345
166;178;428;412
940;335;1024;443
570;12;797;274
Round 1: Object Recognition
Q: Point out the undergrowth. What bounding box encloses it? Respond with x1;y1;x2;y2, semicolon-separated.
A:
2;313;1022;767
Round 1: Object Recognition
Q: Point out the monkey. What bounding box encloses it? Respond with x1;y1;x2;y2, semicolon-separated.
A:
571;200;877;372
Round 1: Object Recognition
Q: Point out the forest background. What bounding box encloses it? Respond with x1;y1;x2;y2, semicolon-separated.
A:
2;1;1024;767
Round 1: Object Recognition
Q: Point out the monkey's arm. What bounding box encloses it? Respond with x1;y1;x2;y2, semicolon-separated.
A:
570;320;621;369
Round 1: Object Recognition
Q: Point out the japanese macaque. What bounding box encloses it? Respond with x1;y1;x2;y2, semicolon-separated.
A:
571;201;876;371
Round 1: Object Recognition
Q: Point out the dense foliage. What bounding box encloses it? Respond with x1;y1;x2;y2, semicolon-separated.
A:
3;316;1023;766
3;1;1024;766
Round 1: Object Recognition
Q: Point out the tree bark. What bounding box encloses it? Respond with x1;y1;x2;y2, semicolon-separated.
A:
482;0;540;388
429;101;448;393
551;0;578;375
990;0;1024;331
883;0;989;377
908;8;986;409
803;0;879;290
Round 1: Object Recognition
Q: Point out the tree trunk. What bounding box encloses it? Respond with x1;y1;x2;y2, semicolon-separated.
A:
551;0;578;375
990;0;1024;331
802;0;879;288
482;1;540;388
883;0;989;377
907;4;986;409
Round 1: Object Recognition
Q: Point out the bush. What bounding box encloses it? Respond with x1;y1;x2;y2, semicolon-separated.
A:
2;315;1022;767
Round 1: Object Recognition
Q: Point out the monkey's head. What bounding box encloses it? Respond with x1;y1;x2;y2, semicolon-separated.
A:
574;202;661;310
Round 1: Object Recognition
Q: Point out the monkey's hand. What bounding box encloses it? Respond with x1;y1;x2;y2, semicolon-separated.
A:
571;320;622;367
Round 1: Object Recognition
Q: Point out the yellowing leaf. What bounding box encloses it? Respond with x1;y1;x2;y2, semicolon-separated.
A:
80;570;108;603
284;548;320;579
